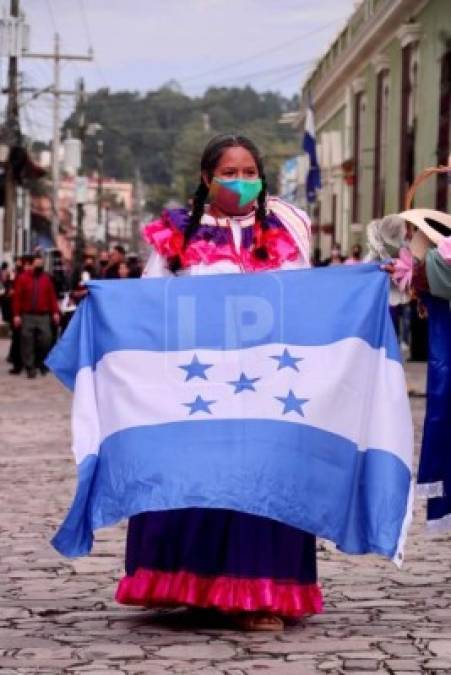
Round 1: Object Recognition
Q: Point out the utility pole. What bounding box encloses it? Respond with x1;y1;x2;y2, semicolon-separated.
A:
22;35;92;243
52;33;61;245
96;138;104;241
105;205;110;247
3;0;21;256
72;78;88;287
131;167;143;253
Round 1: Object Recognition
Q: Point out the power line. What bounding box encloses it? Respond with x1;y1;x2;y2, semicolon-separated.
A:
265;68;311;89
43;1;85;83
76;0;109;89
77;0;93;47
63;53;314;111
23;33;93;236
45;0;58;34
65;93;296;118
178;19;342;85
63;59;313;115
191;58;315;90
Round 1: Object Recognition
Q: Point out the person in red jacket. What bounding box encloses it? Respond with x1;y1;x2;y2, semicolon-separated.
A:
12;254;60;378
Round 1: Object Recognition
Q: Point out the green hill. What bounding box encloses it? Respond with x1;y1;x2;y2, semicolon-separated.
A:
63;84;300;211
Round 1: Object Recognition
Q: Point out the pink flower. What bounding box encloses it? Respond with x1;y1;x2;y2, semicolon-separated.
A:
142;219;184;258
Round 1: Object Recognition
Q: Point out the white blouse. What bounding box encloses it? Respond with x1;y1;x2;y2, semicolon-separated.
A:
142;207;311;279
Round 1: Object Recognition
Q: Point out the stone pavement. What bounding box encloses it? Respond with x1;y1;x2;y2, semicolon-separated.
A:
0;339;450;675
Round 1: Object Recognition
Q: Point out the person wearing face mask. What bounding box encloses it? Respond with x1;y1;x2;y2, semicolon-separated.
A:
117;135;321;632
12;254;60;379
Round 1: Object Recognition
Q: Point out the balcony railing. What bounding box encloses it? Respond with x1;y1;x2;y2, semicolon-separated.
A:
304;0;392;94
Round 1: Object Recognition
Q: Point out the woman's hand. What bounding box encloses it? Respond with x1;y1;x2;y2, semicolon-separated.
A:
380;248;413;292
380;261;396;274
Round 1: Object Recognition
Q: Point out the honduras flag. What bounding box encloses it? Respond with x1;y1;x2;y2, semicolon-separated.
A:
303;103;321;203
47;265;413;563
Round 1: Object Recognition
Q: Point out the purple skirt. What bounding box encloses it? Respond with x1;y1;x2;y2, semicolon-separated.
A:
116;508;323;618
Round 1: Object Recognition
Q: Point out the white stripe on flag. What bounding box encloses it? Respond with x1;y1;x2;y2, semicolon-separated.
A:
71;338;413;469
305;106;316;139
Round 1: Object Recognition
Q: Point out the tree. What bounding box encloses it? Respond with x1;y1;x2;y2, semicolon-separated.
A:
63;84;299;203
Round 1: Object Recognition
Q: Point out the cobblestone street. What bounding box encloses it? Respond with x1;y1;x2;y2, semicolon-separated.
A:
1;338;450;675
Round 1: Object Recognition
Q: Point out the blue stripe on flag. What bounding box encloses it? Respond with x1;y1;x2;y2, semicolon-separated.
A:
51;419;411;560
46;265;399;390
303;105;321;203
303;131;317;163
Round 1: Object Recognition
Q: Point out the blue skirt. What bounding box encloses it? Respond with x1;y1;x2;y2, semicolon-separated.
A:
116;508;323;618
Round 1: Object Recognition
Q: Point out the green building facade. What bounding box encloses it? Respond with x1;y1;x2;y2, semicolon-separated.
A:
293;0;451;258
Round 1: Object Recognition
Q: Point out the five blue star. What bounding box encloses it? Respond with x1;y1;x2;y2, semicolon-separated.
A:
275;390;309;417
270;348;303;372
184;395;216;415
228;372;261;393
179;354;213;381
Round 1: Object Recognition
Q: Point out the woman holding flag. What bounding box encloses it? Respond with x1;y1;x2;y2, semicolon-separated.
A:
115;134;323;630
389;206;451;534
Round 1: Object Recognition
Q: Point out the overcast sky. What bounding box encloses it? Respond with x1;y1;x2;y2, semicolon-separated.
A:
2;0;357;141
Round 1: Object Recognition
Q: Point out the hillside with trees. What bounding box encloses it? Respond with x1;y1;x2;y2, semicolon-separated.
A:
63;84;300;211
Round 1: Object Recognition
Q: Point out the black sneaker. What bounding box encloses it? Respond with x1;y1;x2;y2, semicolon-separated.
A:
26;368;37;379
39;365;49;376
9;367;22;375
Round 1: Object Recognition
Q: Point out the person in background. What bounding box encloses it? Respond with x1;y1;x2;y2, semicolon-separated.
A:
344;243;362;265
386;208;451;533
81;255;98;284
126;253;142;278
12;254;60;378
69;254;99;308
0;260;9;277
325;243;344;267
105;245;126;279
1;261;12;323
118;261;129;279
0;261;10;292
7;256;33;375
365;215;411;350
97;250;110;278
311;247;322;267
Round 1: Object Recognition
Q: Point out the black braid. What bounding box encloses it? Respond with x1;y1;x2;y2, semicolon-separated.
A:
256;173;268;227
167;181;209;273
167;254;183;274
254;172;269;260
185;181;209;246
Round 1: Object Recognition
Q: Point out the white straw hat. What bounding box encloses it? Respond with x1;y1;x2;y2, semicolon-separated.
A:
398;209;451;244
398;209;451;260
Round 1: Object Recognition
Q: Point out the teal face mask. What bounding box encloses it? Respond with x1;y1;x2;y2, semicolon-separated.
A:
209;177;263;212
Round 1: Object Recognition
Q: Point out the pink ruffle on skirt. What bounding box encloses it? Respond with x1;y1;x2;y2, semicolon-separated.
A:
116;568;323;618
